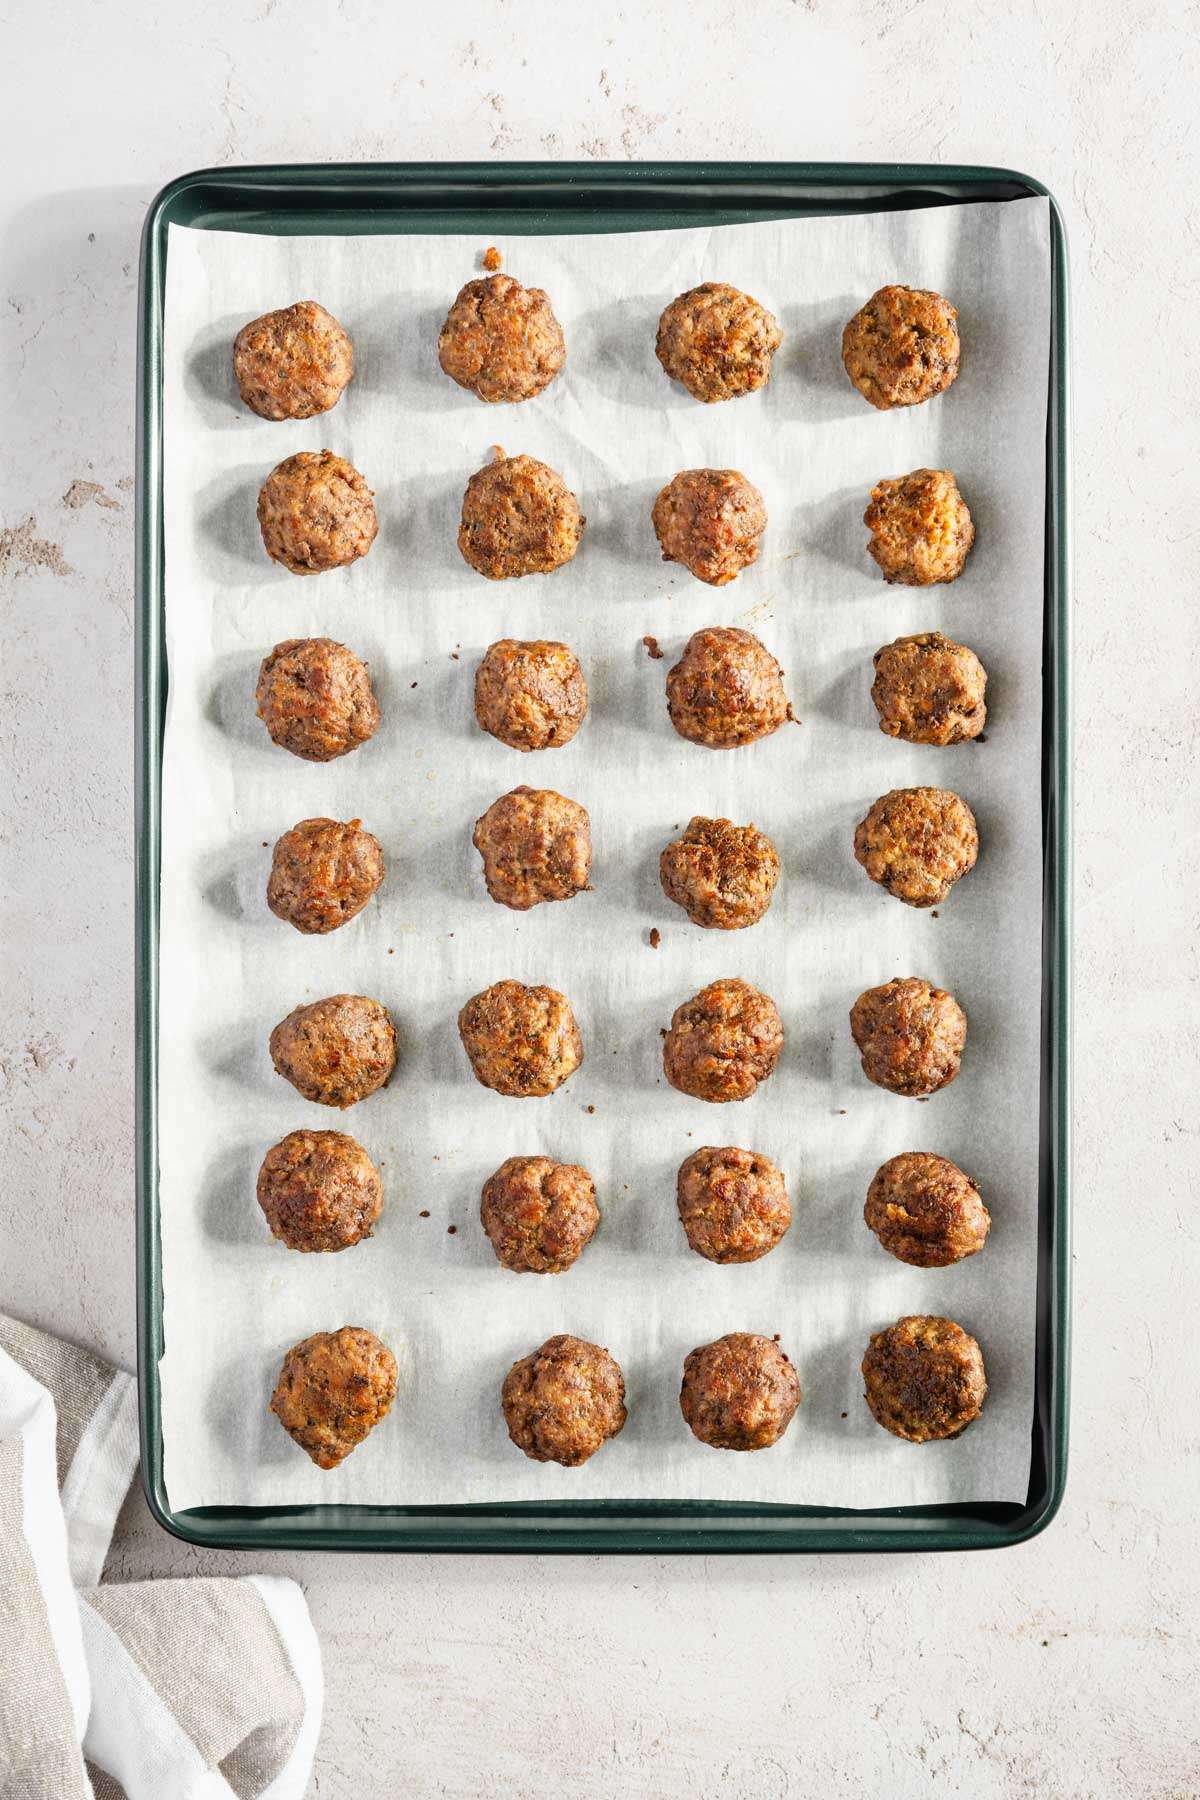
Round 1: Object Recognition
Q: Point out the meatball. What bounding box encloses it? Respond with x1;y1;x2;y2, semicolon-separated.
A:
474;639;588;752
269;994;397;1109
680;1333;800;1452
257;450;377;576
861;1315;987;1443
270;1326;397;1469
501;1334;626;1466
666;627;790;750
871;632;988;746
257;1129;383;1253
850;977;966;1098
458;980;582;1098
255;637;380;763
663;977;783;1104
842;285;961;410
853;787;979;909
472;787;590;912
864;469;975;586
438;273;565;404
652;469;766;586
232;300;353;421
458;453;583;580
864;1152;990;1268
267;817;385;934
676;1145;791;1264
659;816;780;930
655;282;783;403
480;1155;599;1273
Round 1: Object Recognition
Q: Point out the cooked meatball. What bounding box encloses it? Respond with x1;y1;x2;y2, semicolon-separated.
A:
864;469;975;586
652;469;766;586
501;1334;626;1466
269;994;397;1108
475;639;588;752
270;1326;397;1469
680;1333;800;1451
850;977;966;1098
666;627;790;750
255;637;380;763
842;285;961;410
676;1145;791;1264
257;1129;383;1253
458;980;582;1098
472;788;590;912
267;817;385;935
480;1155;599;1273
257;450;377;575
865;1152;990;1268
663;978;783;1104
438;273;565;404
232;301;353;421
871;632;988;746
853;787;978;909
655;282;783;403
861;1315;987;1442
458;453;583;580
660;816;780;930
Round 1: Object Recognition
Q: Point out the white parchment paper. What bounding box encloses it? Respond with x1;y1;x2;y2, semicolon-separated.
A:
159;198;1051;1510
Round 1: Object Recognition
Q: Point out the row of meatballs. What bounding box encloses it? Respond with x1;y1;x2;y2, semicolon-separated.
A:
269;1316;987;1473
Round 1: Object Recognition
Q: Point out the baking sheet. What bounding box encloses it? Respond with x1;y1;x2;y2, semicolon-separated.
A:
159;198;1051;1511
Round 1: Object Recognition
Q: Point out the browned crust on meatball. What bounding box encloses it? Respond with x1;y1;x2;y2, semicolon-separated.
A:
474;639;588;751
842;285;961;410
267;817;385;935
458;454;583;579
864;1152;990;1268
257;450;378;575
676;1146;791;1264
861;1315;986;1442
666;627;790;750
270;1326;397;1468
256;637;381;763
458;980;582;1098
871;632;987;746
257;1129;383;1253
501;1334;626;1466
438;273;565;404
655;282;783;403
233;301;353;421
864;469;975;586
472;788;591;912
269;994;397;1109
480;1155;599;1273
680;1333;800;1451
652;469;767;586
850;977;966;1098
853;787;979;909
663;977;783;1104
660;816;780;930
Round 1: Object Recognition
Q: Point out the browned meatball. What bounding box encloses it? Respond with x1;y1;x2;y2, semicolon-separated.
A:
472;788;591;912
267;817;385;935
660;816;780;930
256;637;380;763
458;980;582;1098
270;1326;397;1469
666;627;790;750
480;1155;599;1273
842;285;961;410
269;994;397;1109
257;1129;383;1253
680;1333;800;1451
663;978;783;1104
458;453;583;580
865;1152;990;1268
655;282;783;403
676;1145;791;1264
257;450;377;575
438;273;565;404
652;469;767;586
501;1334;626;1466
853;787;979;909
232;301;353;421
871;632;988;746
864;469;975;586
850;977;966;1098
474;639;588;752
861;1315;987;1442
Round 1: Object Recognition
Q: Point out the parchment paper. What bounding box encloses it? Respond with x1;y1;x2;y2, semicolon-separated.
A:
159;198;1051;1510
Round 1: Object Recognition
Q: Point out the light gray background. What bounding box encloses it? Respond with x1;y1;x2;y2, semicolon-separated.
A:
2;2;1196;1795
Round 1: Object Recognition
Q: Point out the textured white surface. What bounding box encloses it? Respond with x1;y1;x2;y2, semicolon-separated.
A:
2;2;1198;1795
